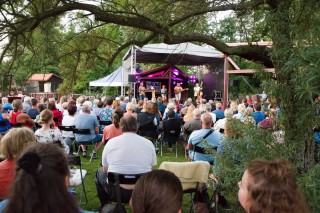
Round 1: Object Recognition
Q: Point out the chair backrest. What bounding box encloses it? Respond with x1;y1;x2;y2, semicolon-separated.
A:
59;125;75;132
73;128;91;135
99;120;112;126
107;172;145;185
159;161;210;191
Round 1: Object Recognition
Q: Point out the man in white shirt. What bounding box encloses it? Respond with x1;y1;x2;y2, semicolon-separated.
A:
95;115;157;209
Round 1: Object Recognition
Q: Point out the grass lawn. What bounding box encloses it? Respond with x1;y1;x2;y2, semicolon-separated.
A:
74;141;195;212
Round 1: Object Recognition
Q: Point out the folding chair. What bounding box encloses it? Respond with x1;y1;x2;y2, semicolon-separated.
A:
159;161;213;213
105;172;146;212
74;128;97;163
160;118;181;157
99;120;112;133
68;155;88;205
59;125;76;154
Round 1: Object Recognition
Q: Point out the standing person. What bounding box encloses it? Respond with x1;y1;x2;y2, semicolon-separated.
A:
238;159;309;213
26;98;39;120
95;115;157;210
174;83;183;103
3;143;83;213
194;83;201;99
0;128;36;200
161;85;167;99
9;99;34;128
186;113;222;164
138;82;146;100
35;109;69;154
151;86;156;99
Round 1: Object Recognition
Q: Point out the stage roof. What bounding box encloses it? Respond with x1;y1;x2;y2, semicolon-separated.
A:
124;42;224;66
138;64;189;81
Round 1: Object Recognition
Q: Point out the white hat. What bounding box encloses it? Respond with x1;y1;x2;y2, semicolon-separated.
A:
83;101;93;108
115;97;120;101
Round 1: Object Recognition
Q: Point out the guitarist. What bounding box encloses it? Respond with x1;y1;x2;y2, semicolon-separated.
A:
174;83;187;103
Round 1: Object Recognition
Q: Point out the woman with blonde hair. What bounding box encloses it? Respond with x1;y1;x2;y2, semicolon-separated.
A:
183;104;195;122
35;109;69;154
238;159;309;213
0;128;36;200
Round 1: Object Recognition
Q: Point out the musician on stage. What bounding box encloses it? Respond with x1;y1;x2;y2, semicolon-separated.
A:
138;82;146;100
174;83;187;103
161;85;167;99
194;83;201;99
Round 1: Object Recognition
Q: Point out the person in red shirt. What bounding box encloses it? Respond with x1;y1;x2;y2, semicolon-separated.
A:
0;128;36;199
9;99;34;128
48;101;62;127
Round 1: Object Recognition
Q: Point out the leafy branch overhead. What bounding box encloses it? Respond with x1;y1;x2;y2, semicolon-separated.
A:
0;0;273;66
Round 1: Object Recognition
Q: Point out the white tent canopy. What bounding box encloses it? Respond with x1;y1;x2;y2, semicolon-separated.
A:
89;66;127;87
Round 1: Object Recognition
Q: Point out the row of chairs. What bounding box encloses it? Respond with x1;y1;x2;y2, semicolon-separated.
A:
101;161;219;213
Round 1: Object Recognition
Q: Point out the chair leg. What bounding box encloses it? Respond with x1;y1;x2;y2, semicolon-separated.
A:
160;140;163;157
80;170;88;205
175;141;178;158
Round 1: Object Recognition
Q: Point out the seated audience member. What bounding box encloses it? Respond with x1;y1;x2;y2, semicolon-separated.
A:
35;109;69;154
26;98;39;120
99;97;113;130
137;102;158;140
3;143;93;213
22;96;32;113
61;105;78;154
95;115;157;210
130;170;183;213
56;95;68;112
102;108;124;144
212;102;224;121
182;108;202;143
1;97;13;113
157;97;166;116
9;99;34;128
0;128;36;200
48;101;63;127
252;103;265;125
93;100;103;116
0;104;11;135
213;108;234;133
232;103;246;122
243;107;255;125
75;104;102;158
162;109;181;152
124;102;137;119
187;113;222;164
162;102;178;121
258;111;277;130
183;104;195;122
238;159;309;213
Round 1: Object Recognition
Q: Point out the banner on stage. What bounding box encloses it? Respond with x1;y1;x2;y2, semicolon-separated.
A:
146;81;161;92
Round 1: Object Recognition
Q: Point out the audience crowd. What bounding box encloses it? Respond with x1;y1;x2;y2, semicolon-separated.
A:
0;92;313;212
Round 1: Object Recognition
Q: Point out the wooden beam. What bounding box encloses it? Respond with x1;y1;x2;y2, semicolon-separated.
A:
227;68;275;74
227;56;240;70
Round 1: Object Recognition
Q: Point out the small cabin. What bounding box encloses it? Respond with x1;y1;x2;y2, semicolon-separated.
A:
26;73;63;93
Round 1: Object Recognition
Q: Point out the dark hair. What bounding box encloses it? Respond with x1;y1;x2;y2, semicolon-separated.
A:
254;103;262;111
246;159;309;213
97;101;104;108
68;100;76;107
31;98;38;106
113;108;125;128
37;104;47;112
47;102;57;110
106;97;113;106
131;170;183;213
168;109;175;119
120;115;138;132
5;143;79;213
67;105;77;116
